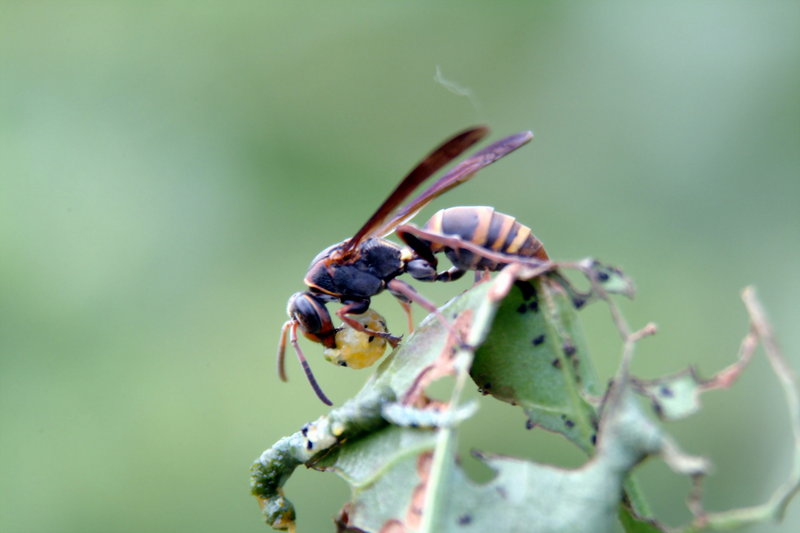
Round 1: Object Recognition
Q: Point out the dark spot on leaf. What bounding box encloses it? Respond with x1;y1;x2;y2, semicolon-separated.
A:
410;422;419;429
532;334;545;346
591;433;597;445
528;300;539;312
652;400;664;418
515;281;536;300
564;418;575;428
458;514;473;525
483;382;492;390
470;449;486;460
551;358;562;369
572;297;586;309
597;270;610;282
368;335;374;342
525;419;535;430
659;385;673;397
306;440;313;450
563;344;576;357
379;320;387;328
301;425;309;436
516;303;527;314
339;361;348;367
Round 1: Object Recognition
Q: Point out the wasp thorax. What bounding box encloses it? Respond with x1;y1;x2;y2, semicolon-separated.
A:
323;309;389;369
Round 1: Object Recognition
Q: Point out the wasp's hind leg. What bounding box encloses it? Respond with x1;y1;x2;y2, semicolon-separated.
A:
397;224;549;271
436;266;467;282
473;269;492;284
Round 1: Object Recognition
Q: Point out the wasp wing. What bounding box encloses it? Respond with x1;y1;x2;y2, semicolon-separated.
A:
375;130;534;238
337;126;489;259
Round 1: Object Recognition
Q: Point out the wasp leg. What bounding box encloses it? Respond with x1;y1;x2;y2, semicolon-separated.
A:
387;279;464;346
400;300;414;333
397;224;551;270
277;320;292;382
473;269;492;284
397;228;466;283
436;266;466;282
385;283;419;333
406;260;466;284
398;230;438;267
286;320;333;406
336;302;402;347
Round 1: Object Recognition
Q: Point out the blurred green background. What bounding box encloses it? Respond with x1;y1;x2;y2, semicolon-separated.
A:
2;2;798;532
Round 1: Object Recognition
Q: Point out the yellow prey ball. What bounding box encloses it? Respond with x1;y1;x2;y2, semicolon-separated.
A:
323;309;389;369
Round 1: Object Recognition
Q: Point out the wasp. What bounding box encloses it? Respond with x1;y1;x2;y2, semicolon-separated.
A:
278;126;548;405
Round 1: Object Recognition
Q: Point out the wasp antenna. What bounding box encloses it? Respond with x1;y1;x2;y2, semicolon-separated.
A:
288;321;333;406
277;320;292;382
300;359;333;406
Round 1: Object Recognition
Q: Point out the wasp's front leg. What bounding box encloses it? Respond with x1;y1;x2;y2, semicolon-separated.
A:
336;301;402;347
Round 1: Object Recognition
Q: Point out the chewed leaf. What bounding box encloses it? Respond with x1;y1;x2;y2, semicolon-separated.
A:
333;382;695;533
618;507;668;532
250;387;394;529
578;258;636;299
634;369;705;420
633;327;757;422
541;260;636;311
253;265;797;533
471;274;599;452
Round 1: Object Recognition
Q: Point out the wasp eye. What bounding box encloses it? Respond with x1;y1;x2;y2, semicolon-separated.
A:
286;293;299;316
288;292;332;337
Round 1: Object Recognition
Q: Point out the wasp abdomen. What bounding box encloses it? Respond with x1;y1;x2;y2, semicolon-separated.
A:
423;206;548;270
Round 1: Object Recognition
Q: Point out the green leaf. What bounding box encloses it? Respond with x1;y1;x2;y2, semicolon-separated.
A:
251;270;800;533
250;386;395;530
634;368;705;421
619;506;667;532
471;274;599;452
329;376;678;533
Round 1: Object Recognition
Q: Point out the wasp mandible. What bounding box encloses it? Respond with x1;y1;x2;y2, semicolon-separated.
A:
278;126;547;405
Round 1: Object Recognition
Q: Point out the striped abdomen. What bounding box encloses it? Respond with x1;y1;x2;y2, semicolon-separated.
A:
422;206;548;271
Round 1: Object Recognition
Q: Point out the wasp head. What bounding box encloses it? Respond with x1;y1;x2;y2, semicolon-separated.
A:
286;291;337;348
